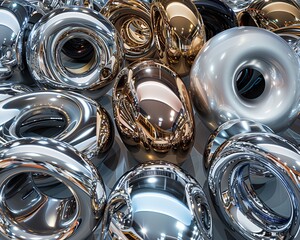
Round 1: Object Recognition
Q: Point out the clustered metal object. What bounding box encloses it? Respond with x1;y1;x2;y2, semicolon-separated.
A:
1;0;300;239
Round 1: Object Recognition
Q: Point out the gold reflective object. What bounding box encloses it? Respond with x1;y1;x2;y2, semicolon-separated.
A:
238;0;300;30
151;0;206;76
101;0;156;61
113;60;195;165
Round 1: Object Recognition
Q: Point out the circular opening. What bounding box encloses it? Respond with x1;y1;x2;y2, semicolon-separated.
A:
61;38;96;74
236;68;265;100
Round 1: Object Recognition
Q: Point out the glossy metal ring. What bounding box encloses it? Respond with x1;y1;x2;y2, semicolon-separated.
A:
113;59;195;164
101;161;213;240
220;0;254;12
0;137;106;240
190;27;300;132
208;128;300;239
0;90;114;159
26;7;124;98
101;0;156;61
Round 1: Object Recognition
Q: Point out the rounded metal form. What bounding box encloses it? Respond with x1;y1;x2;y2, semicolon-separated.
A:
151;0;206;76
238;0;300;30
190;27;300;132
113;59;195;165
208;131;300;239
220;0;254;12
0;90;114;159
0;0;43;79
0;137;106;240
193;0;238;40
101;161;213;240
26;7;124;99
0;82;33;101
101;0;156;61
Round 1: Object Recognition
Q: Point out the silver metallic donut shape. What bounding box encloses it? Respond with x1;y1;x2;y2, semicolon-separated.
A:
26;6;124;99
101;161;213;240
190;26;300;132
0;137;106;240
0;90;113;159
206;119;300;239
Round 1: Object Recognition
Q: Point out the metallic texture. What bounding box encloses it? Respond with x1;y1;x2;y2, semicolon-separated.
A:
208;127;300;239
101;0;156;61
190;27;300;132
0;82;33;101
0;91;114;159
193;0;238;40
220;0;253;12
0;0;43;79
113;60;195;165
151;0;206;76
26;7;124;99
0;137;106;240
64;0;106;10
238;0;300;30
27;0;63;12
101;161;213;240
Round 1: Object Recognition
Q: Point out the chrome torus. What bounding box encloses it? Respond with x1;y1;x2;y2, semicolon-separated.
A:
101;0;156;61
151;0;206;76
0;91;114;160
220;0;254;13
26;7;124;99
0;82;32;101
190;27;300;132
207;122;300;239
113;59;195;165
193;0;238;40
238;0;300;30
0;0;44;79
0;137;106;240
101;161;213;240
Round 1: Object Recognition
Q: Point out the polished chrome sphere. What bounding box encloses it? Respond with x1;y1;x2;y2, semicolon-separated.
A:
113;59;195;165
190;27;300;132
26;7;124;98
0;137;106;240
101;161;213;240
151;0;206;76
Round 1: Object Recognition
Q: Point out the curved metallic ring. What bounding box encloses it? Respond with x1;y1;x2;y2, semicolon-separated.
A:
0;90;114;160
101;161;213;240
207;120;300;239
0;137;106;240
190;27;300;132
26;7;124;98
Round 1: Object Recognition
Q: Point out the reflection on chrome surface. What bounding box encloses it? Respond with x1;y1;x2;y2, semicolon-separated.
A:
0;138;106;240
0;91;113;159
101;161;212;240
151;0;206;76
221;0;254;12
190;27;300;132
113;60;194;164
26;7;124;98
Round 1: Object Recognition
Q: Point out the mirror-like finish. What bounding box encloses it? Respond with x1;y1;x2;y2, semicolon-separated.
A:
193;0;238;40
113;60;195;165
221;0;254;12
26;7;124;99
190;27;300;132
151;0;206;76
0;91;114;159
0;0;43;79
238;0;300;30
101;0;156;61
27;0;63;12
101;161;213;240
0;137;106;240
208;131;300;239
0;82;33;101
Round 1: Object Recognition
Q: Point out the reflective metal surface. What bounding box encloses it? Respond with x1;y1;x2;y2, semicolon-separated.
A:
0;137;106;240
26;7;124;98
0;82;33;101
101;0;156;61
208;131;300;239
221;0;253;12
151;0;206;76
0;0;43;79
101;161;213;240
193;0;238;40
113;60;195;165
0;91;114;159
190;27;300;132
238;0;300;30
